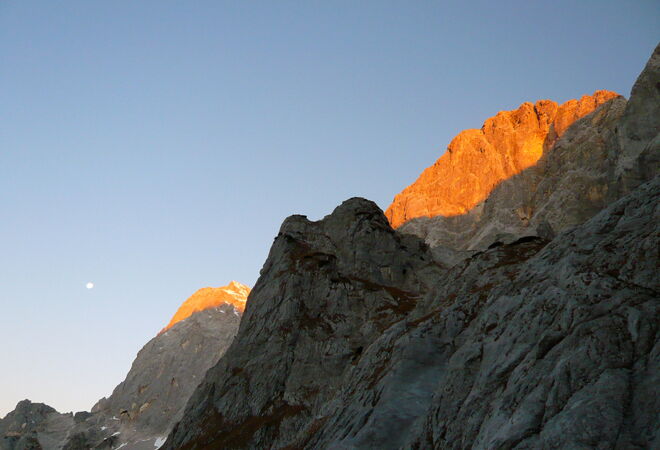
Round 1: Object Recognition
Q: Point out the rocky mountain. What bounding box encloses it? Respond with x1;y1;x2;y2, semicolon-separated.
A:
4;44;657;450
161;282;250;333
0;401;72;450
161;44;659;449
385;90;619;228
1;284;248;450
384;47;659;267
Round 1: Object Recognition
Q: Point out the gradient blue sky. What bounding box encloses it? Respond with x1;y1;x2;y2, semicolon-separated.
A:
1;1;658;417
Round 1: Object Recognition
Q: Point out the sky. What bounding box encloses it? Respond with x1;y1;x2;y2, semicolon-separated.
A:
0;0;658;417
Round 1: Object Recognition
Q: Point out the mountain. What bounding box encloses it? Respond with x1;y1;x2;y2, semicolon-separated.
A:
386;47;658;262
161;282;250;333
385;90;619;227
1;284;249;450
162;44;659;449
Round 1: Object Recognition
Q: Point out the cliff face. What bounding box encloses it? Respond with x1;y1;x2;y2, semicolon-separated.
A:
162;45;659;449
385;90;619;228
389;46;659;258
164;198;443;449
164;179;659;450
91;303;242;444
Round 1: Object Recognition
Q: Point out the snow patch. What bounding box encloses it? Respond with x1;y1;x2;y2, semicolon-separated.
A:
154;436;167;448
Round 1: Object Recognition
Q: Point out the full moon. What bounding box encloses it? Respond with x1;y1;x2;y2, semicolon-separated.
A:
86;282;94;289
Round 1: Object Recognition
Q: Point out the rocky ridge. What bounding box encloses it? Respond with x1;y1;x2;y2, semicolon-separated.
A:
162;44;659;449
385;90;619;228
1;285;247;450
388;45;659;266
4;44;658;450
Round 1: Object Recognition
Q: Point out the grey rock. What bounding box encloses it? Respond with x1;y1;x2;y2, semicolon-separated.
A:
163;198;443;449
164;176;659;450
95;303;241;439
1;304;241;450
162;44;659;449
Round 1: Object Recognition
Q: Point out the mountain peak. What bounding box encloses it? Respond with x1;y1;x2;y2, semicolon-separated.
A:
160;281;251;333
385;90;620;227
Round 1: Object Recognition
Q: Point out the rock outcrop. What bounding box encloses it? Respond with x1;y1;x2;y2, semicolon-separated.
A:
163;198;443;449
162;45;659;449
87;302;242;448
385;91;619;228
0;400;72;450
164;177;659;449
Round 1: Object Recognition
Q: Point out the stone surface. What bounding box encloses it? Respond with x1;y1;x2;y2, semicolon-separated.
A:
385;91;619;228
0;400;71;450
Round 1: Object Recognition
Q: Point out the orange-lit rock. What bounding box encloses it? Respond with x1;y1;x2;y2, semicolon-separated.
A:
385;90;620;227
160;281;250;333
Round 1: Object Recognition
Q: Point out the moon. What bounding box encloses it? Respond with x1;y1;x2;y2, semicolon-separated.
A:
86;282;94;289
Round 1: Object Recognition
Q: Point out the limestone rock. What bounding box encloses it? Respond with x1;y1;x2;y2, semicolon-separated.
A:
162;198;443;449
385;91;619;228
1;290;245;449
393;44;659;259
161;44;659;450
88;302;242;447
163;176;659;449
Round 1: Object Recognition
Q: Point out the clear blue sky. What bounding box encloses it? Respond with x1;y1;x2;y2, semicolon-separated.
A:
1;1;657;417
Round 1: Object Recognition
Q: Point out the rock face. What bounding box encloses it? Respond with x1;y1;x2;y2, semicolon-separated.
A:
389;46;659;258
161;281;250;333
163;198;443;449
1;287;245;450
89;302;242;448
5;44;658;450
164;178;659;450
385;90;619;228
162;45;659;449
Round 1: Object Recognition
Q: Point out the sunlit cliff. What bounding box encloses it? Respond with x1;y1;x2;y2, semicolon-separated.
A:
160;281;250;333
385;90;620;227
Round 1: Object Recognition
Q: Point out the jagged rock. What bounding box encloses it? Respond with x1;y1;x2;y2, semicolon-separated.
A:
162;45;659;450
309;178;659;449
0;401;73;450
611;43;660;198
400;94;628;254
2;291;245;449
163;177;659;449
93;302;241;443
385;91;619;228
392;43;659;259
163;198;443;449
